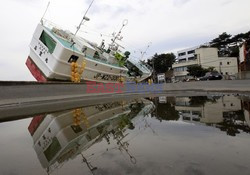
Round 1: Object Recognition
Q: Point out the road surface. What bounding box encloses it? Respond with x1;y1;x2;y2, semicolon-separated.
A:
0;80;250;121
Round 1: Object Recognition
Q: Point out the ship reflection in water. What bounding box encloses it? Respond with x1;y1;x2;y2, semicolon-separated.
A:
27;99;155;174
23;95;250;174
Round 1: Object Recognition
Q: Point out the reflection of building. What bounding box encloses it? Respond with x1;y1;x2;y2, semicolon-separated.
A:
176;96;242;124
173;47;238;80
175;95;250;136
243;99;250;126
238;42;250;79
28;99;154;174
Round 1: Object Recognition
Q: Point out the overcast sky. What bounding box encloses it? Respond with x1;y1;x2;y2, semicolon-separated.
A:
0;0;249;81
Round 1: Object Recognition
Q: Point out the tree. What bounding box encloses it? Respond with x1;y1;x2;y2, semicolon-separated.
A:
210;32;232;56
209;31;250;57
189;96;218;107
187;65;208;77
210;32;232;48
207;66;215;72
147;53;176;73
153;101;179;121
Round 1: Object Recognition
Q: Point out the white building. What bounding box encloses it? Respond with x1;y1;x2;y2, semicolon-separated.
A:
175;95;242;124
176;46;199;62
173;47;238;80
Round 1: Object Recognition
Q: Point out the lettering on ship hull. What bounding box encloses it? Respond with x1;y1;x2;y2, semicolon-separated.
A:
94;73;120;81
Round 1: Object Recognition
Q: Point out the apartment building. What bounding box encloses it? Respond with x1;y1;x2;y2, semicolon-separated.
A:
173;47;238;80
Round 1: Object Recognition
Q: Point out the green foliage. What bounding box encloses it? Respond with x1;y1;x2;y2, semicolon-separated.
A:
207;66;215;72
147;53;176;73
188;96;218;107
210;30;250;57
210;32;231;47
187;65;209;77
154;101;179;121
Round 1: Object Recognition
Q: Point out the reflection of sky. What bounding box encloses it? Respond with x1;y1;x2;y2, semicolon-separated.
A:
1;108;250;174
0;118;44;174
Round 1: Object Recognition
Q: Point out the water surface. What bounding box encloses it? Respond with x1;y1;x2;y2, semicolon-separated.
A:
0;95;250;175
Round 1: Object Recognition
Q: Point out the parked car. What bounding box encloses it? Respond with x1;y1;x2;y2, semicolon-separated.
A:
199;71;223;81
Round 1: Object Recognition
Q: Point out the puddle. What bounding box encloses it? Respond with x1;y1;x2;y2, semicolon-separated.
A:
0;95;250;174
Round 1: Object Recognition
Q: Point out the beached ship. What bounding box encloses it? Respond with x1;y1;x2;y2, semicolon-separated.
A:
26;17;152;83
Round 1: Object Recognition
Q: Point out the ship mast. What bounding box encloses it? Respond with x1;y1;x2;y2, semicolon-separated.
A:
109;19;128;52
74;0;95;36
141;42;152;60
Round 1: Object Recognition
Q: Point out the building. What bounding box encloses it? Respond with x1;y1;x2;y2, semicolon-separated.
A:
175;95;250;136
238;42;250;79
173;47;238;81
175;95;242;124
176;46;199;62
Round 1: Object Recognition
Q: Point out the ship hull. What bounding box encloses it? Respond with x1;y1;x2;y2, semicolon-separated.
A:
26;23;151;83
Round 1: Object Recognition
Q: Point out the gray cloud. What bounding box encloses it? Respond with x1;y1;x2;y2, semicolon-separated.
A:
173;0;192;7
220;0;233;6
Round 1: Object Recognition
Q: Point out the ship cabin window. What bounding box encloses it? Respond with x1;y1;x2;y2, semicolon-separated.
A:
68;55;79;63
43;137;61;161
39;31;56;54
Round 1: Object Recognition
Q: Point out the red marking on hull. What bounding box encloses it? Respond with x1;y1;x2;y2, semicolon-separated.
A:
28;115;46;136
26;56;47;82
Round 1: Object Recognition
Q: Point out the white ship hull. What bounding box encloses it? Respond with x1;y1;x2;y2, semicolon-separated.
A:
26;23;151;83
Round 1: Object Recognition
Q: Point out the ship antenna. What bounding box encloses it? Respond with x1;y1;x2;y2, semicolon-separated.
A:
141;42;152;60
74;0;95;36
111;19;128;46
41;2;50;25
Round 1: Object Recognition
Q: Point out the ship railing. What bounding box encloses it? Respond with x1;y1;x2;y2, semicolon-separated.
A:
42;19;64;31
128;58;152;74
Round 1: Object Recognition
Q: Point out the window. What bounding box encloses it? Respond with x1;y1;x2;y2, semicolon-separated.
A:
179;58;186;62
193;111;201;116
188;57;195;60
178;52;186;56
220;62;222;65
174;66;187;72
227;62;230;65
39;31;56;54
187;50;195;54
225;72;228;75
44;137;61;161
68;55;79;63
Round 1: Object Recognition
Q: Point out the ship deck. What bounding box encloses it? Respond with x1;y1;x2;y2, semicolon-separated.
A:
46;28;127;69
